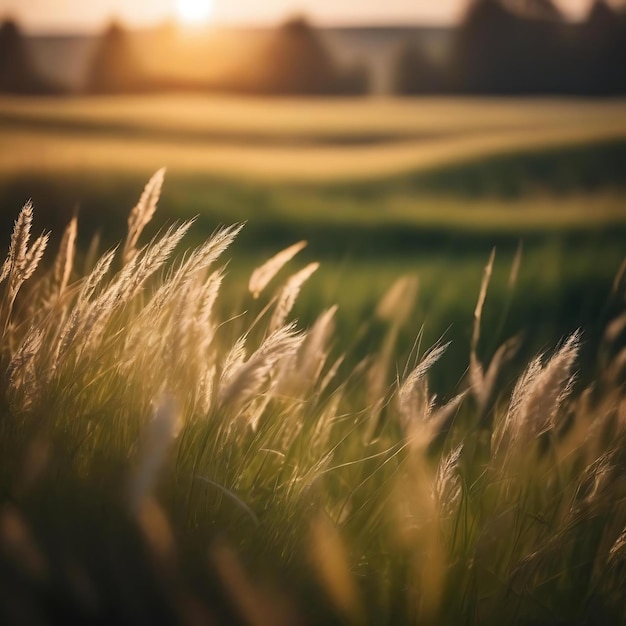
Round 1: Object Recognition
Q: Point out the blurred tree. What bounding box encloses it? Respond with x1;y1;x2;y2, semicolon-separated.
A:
392;41;445;95
505;0;563;20
0;18;57;94
85;21;144;94
333;61;370;95
450;0;566;93
451;0;521;93
245;16;370;95
576;0;626;94
255;16;337;94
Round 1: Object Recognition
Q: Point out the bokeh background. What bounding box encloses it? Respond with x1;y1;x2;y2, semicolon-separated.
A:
1;0;625;389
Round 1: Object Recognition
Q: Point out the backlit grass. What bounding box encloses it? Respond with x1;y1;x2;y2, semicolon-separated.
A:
0;173;625;624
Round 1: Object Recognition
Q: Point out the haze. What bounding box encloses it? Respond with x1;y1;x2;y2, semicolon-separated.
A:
0;0;614;32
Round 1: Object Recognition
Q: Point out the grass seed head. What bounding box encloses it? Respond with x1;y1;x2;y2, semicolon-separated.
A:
249;240;307;299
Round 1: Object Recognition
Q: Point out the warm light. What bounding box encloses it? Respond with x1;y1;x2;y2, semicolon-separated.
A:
176;0;214;24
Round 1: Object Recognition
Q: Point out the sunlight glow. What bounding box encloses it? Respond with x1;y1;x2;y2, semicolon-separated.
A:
176;0;214;25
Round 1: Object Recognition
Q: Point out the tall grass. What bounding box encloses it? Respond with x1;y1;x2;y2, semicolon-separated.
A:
0;172;625;625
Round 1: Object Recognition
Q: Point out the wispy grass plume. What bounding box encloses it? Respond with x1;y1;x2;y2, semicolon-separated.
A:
1;171;625;625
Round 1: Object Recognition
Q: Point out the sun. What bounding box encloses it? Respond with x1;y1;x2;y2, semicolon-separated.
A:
176;0;214;25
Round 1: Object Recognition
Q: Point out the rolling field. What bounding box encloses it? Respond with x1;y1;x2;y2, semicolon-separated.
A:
0;96;626;385
0;95;625;387
1;96;626;180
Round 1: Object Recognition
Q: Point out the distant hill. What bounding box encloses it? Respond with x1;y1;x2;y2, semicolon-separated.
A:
26;25;453;95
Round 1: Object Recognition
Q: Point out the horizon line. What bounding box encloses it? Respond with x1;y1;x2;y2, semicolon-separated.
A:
4;18;461;37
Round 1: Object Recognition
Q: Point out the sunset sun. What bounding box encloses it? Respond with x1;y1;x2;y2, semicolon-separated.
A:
176;0;214;25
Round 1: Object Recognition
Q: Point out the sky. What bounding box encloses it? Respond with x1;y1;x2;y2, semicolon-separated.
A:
0;0;614;33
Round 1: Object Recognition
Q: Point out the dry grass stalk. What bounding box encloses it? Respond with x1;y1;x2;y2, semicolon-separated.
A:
21;233;49;283
607;346;626;383
398;342;450;420
491;355;542;458
297;305;337;381
71;223;191;354
77;248;117;304
376;274;419;326
198;364;217;414
123;258;224;362
579;452;615;508
612;257;626;297
52;216;78;300
430;391;467;432
433;443;464;518
218;323;304;417
197;269;224;329
82;231;101;274
7;327;44;411
116;222;192;304
51;247;116;369
319;353;345;395
141;224;242;322
279;305;337;397
269;262;319;334
470;248;495;404
308;393;341;453
509;241;523;290
604;312;626;344
366;278;419;435
220;336;248;387
176;223;243;278
163;269;224;362
475;336;520;415
471;249;522;415
249;240;307;299
398;343;461;448
608;526;626;564
1;201;33;285
1;203;50;338
123;167;165;264
492;331;580;460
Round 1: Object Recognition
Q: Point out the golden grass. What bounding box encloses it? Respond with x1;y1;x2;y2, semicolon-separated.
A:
2;95;626;137
2;171;626;624
1;96;626;181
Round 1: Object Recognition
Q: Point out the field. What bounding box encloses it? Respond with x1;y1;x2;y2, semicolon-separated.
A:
2;96;626;180
1;95;626;624
1;95;625;387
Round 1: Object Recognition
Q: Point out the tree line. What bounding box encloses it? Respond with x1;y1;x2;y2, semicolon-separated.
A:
1;0;625;97
396;0;626;95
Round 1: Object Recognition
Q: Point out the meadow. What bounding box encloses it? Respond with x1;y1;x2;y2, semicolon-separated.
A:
1;96;626;180
0;95;626;624
1;95;625;387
